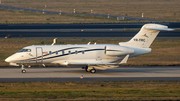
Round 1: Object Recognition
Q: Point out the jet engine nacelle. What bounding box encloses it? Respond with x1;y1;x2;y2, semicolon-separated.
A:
105;46;134;56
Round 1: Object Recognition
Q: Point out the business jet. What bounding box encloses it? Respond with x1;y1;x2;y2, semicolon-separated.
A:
5;23;173;73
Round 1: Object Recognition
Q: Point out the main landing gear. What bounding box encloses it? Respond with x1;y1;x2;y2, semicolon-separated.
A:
84;66;96;73
21;64;26;73
90;69;96;73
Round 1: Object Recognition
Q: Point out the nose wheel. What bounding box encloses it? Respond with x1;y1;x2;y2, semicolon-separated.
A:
21;64;26;73
21;69;26;73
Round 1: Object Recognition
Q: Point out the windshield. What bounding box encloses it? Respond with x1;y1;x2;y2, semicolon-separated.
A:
18;49;31;52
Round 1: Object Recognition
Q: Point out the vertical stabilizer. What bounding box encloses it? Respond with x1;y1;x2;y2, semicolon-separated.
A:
119;24;173;48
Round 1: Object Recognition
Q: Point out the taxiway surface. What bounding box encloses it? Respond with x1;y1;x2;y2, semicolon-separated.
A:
1;29;180;37
0;23;179;38
0;66;180;82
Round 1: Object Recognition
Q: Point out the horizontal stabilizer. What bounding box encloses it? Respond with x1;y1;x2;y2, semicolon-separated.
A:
146;27;174;31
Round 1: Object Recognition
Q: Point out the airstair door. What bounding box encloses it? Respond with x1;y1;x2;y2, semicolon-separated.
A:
36;47;43;63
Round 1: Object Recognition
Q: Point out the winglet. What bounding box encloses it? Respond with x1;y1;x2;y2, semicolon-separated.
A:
51;38;57;45
87;42;91;45
119;54;129;64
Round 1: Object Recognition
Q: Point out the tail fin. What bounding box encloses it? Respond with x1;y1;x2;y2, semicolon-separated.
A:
119;24;174;48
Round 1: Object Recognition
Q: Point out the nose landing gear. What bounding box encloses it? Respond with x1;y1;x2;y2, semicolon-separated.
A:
21;64;26;73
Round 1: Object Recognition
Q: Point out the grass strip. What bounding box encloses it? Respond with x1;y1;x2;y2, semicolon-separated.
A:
0;81;180;100
1;0;180;23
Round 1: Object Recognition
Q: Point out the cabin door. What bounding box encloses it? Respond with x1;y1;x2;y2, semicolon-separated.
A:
36;47;43;63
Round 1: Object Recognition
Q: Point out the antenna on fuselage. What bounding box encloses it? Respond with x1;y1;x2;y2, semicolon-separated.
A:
51;38;57;45
87;42;91;45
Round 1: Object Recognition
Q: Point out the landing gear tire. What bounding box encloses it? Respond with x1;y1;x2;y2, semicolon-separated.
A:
21;64;26;73
85;68;89;72
85;66;89;72
21;69;26;73
90;69;96;73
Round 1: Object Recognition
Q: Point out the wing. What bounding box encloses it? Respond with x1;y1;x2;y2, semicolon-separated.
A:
68;54;129;66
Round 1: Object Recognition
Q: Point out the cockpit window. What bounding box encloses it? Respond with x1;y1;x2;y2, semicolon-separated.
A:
18;49;31;52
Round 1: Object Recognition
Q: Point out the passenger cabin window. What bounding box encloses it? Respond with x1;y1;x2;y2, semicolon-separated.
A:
18;49;31;52
62;51;64;54
68;51;71;54
82;51;85;54
75;50;78;54
56;51;58;55
49;51;52;54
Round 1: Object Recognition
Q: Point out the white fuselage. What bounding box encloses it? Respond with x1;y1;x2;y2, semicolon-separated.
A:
5;44;151;66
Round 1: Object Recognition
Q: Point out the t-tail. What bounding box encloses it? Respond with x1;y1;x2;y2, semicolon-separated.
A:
119;24;174;48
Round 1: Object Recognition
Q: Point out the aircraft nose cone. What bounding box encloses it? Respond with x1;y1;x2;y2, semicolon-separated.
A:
5;57;11;62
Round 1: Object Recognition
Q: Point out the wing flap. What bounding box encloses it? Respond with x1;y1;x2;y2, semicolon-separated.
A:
68;62;118;66
68;54;129;66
